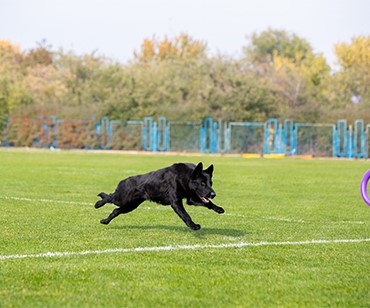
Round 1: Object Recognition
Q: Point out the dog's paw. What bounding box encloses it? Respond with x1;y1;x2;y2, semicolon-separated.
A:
190;224;201;231
100;218;109;224
94;200;104;208
214;206;225;214
98;192;108;199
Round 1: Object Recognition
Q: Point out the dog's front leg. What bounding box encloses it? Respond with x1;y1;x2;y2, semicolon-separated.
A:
204;200;224;214
171;199;201;230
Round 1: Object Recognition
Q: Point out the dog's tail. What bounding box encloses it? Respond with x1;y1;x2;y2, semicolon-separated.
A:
94;192;113;209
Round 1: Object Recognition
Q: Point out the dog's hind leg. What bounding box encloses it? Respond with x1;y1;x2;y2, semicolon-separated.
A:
100;198;144;225
100;207;125;224
94;192;113;209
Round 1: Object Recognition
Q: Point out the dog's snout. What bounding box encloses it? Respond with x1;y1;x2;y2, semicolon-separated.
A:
210;191;216;199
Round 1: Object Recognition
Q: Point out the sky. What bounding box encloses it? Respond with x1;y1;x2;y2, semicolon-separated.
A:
1;0;369;67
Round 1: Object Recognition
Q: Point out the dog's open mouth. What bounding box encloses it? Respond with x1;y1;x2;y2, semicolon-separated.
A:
200;196;210;204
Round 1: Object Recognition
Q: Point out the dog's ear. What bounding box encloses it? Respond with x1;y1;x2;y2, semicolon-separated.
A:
192;162;203;179
204;164;214;176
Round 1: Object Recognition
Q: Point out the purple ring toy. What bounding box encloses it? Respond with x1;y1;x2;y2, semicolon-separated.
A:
360;170;370;206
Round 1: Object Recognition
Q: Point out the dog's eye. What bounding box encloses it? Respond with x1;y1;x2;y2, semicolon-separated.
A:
201;182;206;187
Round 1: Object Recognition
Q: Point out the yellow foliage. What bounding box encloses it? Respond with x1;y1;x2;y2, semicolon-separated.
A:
158;36;177;60
273;50;329;86
333;35;370;103
134;33;207;63
0;40;23;69
0;40;21;55
335;36;370;69
24;65;67;104
140;38;155;60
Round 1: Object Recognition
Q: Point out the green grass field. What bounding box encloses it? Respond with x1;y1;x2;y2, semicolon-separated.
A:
0;148;369;307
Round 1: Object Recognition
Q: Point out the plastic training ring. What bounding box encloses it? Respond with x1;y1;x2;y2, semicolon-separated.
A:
360;170;370;206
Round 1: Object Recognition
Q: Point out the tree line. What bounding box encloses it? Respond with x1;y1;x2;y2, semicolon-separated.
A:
1;29;369;125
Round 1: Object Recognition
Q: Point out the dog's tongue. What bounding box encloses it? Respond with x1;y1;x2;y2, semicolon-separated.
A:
200;197;209;203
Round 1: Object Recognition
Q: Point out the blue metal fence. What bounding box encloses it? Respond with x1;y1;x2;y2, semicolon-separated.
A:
1;116;369;158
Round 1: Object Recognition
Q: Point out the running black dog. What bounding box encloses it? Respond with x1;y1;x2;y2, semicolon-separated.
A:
94;162;224;230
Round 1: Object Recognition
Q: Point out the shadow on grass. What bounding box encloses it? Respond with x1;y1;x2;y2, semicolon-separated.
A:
110;224;247;238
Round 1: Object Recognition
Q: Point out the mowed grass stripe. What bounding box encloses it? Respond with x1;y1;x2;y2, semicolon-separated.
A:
1;238;369;261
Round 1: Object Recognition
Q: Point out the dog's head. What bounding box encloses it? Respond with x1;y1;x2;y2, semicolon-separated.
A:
189;162;216;203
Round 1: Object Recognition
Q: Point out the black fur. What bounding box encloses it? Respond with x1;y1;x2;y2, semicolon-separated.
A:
94;162;224;230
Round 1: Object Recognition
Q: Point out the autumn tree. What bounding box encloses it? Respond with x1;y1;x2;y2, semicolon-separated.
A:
21;41;70;115
23;39;54;67
243;29;330;121
327;36;370;121
0;40;34;118
244;28;313;65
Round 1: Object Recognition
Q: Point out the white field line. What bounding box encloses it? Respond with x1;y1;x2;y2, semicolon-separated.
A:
1;238;369;261
263;216;305;223
224;213;306;223
0;196;90;205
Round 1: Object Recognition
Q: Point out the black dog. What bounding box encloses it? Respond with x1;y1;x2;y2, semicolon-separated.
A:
94;162;224;230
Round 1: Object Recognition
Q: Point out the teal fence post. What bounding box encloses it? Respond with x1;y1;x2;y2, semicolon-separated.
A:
50;115;57;148
284;120;294;155
354;120;366;158
264;118;278;154
152;121;157;152
212;122;218;154
224;122;231;153
200;117;214;153
336;120;347;157
217;119;227;154
142;117;153;151
348;125;354;158
157;117;168;151
276;123;284;154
